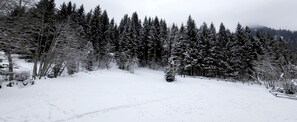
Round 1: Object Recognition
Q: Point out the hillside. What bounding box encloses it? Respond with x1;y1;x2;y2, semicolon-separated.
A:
1;67;297;122
250;25;297;43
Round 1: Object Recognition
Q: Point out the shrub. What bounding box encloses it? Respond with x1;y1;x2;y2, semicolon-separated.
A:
14;71;30;81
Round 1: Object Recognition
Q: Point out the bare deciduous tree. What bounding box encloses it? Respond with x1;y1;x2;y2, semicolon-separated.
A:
37;19;91;78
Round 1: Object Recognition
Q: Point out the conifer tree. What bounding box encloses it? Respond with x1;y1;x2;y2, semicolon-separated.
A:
116;15;138;72
165;57;176;82
207;23;218;77
198;23;211;76
138;17;150;66
58;2;67;20
184;16;198;76
160;19;168;66
130;12;141;57
217;23;231;78
165;24;179;67
172;24;188;76
108;18;119;53
89;6;102;67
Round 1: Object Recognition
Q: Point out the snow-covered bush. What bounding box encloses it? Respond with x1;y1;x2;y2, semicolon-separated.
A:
254;56;281;88
165;58;176;82
165;67;175;82
281;65;297;94
14;71;30;81
281;80;297;94
115;52;138;73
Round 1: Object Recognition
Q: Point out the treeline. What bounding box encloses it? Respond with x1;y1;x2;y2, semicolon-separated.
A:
250;26;297;65
0;0;296;93
251;26;297;43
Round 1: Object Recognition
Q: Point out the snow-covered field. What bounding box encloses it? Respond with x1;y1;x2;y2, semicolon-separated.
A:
1;67;297;122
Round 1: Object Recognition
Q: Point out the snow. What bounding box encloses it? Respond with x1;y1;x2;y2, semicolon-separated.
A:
0;53;34;72
1;67;297;122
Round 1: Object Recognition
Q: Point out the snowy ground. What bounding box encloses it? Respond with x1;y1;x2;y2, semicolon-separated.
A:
1;67;297;122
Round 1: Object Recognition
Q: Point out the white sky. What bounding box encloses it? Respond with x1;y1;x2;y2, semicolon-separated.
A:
55;0;297;31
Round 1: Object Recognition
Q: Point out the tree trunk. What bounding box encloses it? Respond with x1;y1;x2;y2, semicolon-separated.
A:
5;49;13;81
32;54;38;79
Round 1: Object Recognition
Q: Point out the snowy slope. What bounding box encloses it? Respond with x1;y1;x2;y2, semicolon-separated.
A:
1;67;297;122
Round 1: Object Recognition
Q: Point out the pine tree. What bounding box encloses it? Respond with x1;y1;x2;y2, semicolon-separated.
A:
98;10;111;68
138;17;150;66
66;1;73;16
152;17;163;69
232;24;258;80
198;22;211;76
160;19;168;66
228;24;242;79
108;18;119;53
89;5;102;68
217;23;231;78
184;16;198;76
242;26;257;80
172;24;188;76
74;5;88;41
164;24;179;67
58;2;67;20
130;12;141;57
147;17;157;68
205;23;217;77
116;15;138;72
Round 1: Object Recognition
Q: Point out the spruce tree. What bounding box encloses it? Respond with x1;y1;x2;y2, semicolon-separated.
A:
108;18;119;53
206;23;218;77
147;17;161;69
198;23;211;76
116;15;138;72
185;16;198;76
165;24;179;67
58;2;67;20
89;5;102;65
160;19;168;66
130;12;142;57
242;26;257;80
139;17;150;66
229;23;245;79
172;24;188;76
217;23;231;78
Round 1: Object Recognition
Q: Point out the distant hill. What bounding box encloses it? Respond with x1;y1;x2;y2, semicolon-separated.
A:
250;26;297;43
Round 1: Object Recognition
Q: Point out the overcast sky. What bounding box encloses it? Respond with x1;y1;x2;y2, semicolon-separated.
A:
55;0;297;31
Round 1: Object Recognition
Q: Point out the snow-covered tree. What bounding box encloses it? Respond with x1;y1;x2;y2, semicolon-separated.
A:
116;15;138;72
164;24;179;67
216;23;230;78
171;24;188;76
138;17;150;66
165;57;176;82
184;16;198;76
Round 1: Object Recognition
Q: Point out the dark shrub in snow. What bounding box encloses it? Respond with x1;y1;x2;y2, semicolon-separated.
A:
14;72;30;81
166;73;175;82
7;82;14;87
165;65;176;82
